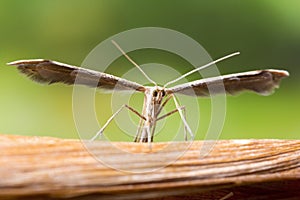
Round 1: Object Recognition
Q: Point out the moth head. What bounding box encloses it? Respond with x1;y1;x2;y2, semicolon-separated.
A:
151;86;166;103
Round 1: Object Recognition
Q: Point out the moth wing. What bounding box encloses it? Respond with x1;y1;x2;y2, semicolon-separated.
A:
166;69;289;97
7;59;146;92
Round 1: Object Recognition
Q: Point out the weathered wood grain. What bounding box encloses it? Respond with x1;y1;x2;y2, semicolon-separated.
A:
0;134;299;200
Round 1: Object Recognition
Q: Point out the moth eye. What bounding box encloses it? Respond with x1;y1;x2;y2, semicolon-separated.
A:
161;90;166;97
153;90;158;97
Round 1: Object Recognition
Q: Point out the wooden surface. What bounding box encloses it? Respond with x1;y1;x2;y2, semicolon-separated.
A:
0;134;299;200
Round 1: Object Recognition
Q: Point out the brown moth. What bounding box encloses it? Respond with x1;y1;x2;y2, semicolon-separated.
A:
7;42;289;143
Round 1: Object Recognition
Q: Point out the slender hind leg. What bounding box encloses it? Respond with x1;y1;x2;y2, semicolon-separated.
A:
182;107;188;141
90;104;146;141
156;106;185;121
134;120;143;142
149;95;173;142
171;95;194;140
156;106;188;141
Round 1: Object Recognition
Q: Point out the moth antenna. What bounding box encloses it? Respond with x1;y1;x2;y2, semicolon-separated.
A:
111;40;157;86
164;52;240;87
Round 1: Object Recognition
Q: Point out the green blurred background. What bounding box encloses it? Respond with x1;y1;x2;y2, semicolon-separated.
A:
0;0;299;140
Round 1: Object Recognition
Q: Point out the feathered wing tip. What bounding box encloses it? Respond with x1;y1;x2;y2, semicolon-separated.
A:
267;69;289;86
8;59;54;84
247;69;289;96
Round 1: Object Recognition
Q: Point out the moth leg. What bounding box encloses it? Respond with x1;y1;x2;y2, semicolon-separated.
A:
150;122;156;143
138;124;151;146
134;119;143;142
182;107;188;141
139;126;149;142
135;122;153;144
90;104;146;141
156;106;185;121
171;94;194;140
147;126;151;148
156;106;187;141
148;95;173;142
135;112;150;143
156;95;173;116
